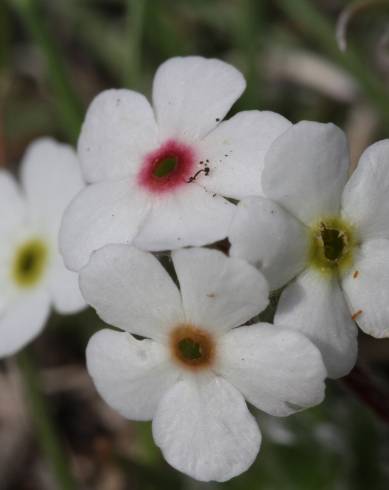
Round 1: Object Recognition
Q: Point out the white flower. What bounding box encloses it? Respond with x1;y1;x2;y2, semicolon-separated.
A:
0;138;85;358
229;121;389;378
81;245;326;482
59;56;290;271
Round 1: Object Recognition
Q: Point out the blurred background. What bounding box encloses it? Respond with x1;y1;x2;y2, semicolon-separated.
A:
1;0;389;488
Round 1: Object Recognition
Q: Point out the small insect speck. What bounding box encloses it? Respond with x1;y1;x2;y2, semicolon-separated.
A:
353;270;359;279
216;118;220;122
212;193;216;197
351;309;363;321
186;166;209;183
207;293;216;298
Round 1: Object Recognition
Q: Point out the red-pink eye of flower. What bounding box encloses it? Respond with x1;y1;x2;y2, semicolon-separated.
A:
137;140;196;194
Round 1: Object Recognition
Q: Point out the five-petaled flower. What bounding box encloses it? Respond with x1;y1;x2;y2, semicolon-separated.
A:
81;245;326;482
0;139;85;358
59;56;290;271
229;121;389;378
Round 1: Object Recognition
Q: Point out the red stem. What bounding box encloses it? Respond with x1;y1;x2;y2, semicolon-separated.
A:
341;363;389;424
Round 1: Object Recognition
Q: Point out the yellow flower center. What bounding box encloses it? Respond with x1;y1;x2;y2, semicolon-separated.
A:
12;239;48;287
308;217;357;276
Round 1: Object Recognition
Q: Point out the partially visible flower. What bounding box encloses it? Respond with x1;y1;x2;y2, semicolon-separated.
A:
229;121;389;378
0;139;85;358
60;56;290;271
81;245;326;482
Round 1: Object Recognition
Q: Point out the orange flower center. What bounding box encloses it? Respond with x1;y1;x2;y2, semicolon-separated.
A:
170;325;215;370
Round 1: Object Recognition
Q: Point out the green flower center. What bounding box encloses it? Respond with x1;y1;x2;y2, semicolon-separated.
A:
321;226;346;261
178;338;203;361
309;217;356;276
12;239;48;287
152;156;178;178
171;325;214;370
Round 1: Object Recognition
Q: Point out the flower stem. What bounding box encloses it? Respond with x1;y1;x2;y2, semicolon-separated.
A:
277;0;389;126
124;0;146;89
341;363;389;424
9;0;84;143
17;350;77;490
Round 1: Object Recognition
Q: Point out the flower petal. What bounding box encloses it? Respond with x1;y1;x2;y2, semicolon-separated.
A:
86;329;178;420
0;290;50;358
197;111;291;199
217;324;326;416
59;179;150;271
275;269;358;378
229;197;308;290
342;139;389;241
262;121;349;224
20;138;84;232
48;256;86;314
152;56;245;141
0;170;25;236
133;185;235;251
78;89;159;183
342;239;389;338
152;375;261;482
172;247;268;333
79;245;184;341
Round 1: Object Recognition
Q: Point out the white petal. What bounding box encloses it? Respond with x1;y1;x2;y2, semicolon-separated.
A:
0;290;50;358
79;245;184;341
48;256;86;314
342;139;389;241
152;375;261;482
0;170;25;236
59;179;150;271
133;185;235;251
229;197;308;290
152;56;245;141
197;111;291;199
86;329;178;420
342;239;389;338
217;324;326;416
20;138;84;232
275;269;358;378
262;121;349;224
78;89;159;183
172;247;268;332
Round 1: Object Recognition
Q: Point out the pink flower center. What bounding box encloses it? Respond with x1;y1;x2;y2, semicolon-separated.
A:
137;140;196;194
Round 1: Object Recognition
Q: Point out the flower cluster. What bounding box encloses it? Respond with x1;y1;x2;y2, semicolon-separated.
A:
4;56;389;482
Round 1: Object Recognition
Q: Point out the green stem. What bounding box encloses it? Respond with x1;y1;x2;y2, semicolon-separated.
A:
233;0;265;109
9;0;84;142
277;0;389;127
17;350;77;490
124;0;146;89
